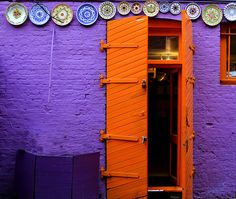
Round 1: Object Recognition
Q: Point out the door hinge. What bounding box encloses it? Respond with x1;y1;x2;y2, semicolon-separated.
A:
190;131;195;140
100;74;138;87
100;40;139;52
100;166;139;178
99;130;139;142
192;166;195;177
186;76;195;86
189;44;196;53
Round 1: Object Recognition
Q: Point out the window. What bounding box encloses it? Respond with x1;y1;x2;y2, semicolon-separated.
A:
148;36;179;60
220;23;236;84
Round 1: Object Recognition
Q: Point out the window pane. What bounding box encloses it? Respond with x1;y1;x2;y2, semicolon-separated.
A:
148;36;179;60
230;35;236;77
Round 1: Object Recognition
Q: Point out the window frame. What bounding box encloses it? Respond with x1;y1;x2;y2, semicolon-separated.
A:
220;23;236;84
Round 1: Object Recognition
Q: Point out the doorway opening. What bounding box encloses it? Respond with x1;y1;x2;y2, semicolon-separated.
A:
148;68;179;187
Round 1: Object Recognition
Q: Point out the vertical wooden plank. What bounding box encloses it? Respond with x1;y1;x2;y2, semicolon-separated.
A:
181;10;194;199
106;16;148;199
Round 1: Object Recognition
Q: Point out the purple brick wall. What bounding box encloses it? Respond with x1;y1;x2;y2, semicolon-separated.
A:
192;18;236;199
0;1;236;199
0;1;106;198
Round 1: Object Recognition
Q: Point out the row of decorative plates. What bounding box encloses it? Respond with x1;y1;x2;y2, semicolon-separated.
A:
5;1;236;27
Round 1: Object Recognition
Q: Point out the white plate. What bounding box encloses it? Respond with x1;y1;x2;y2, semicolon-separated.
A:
185;2;201;20
51;4;73;26
224;3;236;21
143;0;159;17
99;1;116;20
202;4;222;26
131;2;142;15
6;3;28;26
76;4;98;26
117;2;131;16
170;2;181;15
29;4;50;26
159;2;170;14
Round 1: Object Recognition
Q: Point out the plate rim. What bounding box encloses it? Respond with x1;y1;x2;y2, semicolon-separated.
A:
117;1;131;16
159;1;170;14
131;2;143;15
6;2;28;26
76;3;98;26
224;2;236;21
185;2;202;20
99;1;116;20
170;2;181;15
29;3;50;26
202;4;223;26
51;3;74;26
143;0;160;17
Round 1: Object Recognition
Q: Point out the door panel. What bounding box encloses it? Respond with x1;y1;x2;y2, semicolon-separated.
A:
105;16;148;199
181;11;194;199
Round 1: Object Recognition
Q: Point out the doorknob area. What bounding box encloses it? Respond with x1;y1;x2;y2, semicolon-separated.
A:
141;136;148;144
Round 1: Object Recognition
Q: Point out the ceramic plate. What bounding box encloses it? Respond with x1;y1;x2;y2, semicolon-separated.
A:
51;4;73;26
143;0;159;17
224;3;236;21
159;2;170;14
29;4;50;26
99;1;116;20
185;3;201;20
117;2;131;16
131;2;142;15
76;4;98;26
202;4;223;26
170;2;181;15
6;3;28;26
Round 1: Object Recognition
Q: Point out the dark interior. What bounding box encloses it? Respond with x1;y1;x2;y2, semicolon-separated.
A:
148;68;178;187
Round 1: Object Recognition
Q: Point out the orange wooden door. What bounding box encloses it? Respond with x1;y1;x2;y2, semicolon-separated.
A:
104;16;148;199
181;11;194;199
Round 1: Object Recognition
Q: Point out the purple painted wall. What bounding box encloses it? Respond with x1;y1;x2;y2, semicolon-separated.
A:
0;1;106;198
0;1;236;199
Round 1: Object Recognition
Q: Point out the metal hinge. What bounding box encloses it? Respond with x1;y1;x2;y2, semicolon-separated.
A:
99;130;139;142
100;166;139;178
190;131;195;140
186;76;195;85
192;166;195;177
100;74;138;87
100;40;139;52
189;44;196;53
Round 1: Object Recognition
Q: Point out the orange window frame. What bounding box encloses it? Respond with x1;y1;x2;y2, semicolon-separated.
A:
220;23;236;84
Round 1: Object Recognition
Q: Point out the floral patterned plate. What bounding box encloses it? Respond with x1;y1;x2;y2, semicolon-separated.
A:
131;2;142;15
76;3;98;26
6;3;28;26
202;4;222;26
117;2;131;16
143;0;159;17
99;1;116;20
170;2;181;15
224;3;236;22
29;3;50;26
185;2;201;20
51;4;73;26
159;2;170;14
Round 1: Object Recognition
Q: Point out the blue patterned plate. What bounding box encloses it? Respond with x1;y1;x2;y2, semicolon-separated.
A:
29;3;50;26
76;3;98;26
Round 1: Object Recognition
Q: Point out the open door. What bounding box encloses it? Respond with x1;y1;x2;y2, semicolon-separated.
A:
181;11;194;199
101;16;148;198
